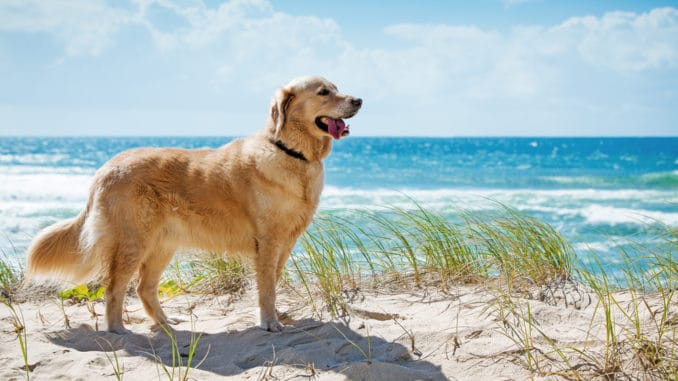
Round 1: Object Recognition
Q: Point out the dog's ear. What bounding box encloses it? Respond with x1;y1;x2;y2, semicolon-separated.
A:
270;88;294;135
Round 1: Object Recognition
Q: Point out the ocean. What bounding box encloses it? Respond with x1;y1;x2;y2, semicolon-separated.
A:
1;137;677;275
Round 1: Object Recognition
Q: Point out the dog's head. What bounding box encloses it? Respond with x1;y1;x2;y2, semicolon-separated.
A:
269;76;362;140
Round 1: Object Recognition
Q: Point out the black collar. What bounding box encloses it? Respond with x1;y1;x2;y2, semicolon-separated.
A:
271;139;308;162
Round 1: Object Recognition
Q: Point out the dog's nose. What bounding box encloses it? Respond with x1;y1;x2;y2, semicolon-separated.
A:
351;98;362;107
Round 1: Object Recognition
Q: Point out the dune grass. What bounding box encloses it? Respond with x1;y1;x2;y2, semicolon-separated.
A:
3;301;30;381
572;237;677;379
97;338;125;381
163;253;250;297
287;204;675;380
0;251;23;303
150;317;207;381
290;204;575;318
479;222;677;380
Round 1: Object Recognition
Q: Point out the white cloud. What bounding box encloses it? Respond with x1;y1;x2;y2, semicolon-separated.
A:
558;7;678;72
363;7;678;101
122;0;348;93
365;24;556;101
0;0;134;56
3;1;676;81
136;0;273;49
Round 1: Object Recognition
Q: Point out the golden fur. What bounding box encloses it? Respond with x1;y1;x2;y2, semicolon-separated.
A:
26;76;362;333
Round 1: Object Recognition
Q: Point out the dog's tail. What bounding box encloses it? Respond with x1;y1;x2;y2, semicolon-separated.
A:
25;210;97;284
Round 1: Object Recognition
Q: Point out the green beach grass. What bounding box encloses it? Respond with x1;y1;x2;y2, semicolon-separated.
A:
286;204;675;379
2;202;676;380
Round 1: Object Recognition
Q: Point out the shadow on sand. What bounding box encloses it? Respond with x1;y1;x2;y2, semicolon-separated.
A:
47;318;447;380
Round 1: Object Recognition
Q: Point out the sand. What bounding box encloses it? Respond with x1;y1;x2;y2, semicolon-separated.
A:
0;282;674;380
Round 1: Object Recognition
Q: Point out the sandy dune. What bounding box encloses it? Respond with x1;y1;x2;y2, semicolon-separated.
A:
0;282;672;380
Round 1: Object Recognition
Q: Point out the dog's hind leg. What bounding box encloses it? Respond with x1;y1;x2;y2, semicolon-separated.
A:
104;244;142;334
137;248;176;328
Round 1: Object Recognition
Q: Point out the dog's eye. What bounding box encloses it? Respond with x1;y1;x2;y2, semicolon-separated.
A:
317;89;330;96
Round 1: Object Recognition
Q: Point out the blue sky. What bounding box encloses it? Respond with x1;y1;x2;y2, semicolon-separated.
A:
1;0;677;136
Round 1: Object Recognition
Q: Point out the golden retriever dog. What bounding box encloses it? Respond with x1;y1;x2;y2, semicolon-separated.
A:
26;76;362;333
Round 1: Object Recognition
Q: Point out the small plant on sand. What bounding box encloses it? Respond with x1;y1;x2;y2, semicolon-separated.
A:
165;253;249;296
150;313;208;381
258;344;278;381
3;301;30;381
576;261;624;378
488;291;542;373
487;286;582;379
157;279;183;298
97;338;125;381
0;252;23;302
54;297;72;329
57;283;106;302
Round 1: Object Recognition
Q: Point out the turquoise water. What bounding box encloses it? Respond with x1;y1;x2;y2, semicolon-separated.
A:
1;137;676;272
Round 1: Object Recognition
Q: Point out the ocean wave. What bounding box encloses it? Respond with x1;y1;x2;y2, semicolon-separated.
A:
540;176;607;186
640;170;678;188
523;203;678;227
0;165;95;175
580;205;678;226
2;177;675;227
0;172;91;202
541;170;678;189
321;186;678;206
0;153;70;166
319;186;678;227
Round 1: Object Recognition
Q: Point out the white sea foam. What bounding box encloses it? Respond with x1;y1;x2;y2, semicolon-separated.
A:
3;178;676;261
321;186;676;202
0;171;91;202
319;186;678;226
0;168;91;256
0;153;69;165
0;165;95;175
580;205;678;226
321;186;677;207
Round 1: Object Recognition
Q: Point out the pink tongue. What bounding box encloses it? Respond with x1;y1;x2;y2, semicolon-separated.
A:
326;118;348;139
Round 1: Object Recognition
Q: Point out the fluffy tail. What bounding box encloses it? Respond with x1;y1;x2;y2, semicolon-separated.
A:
26;212;96;284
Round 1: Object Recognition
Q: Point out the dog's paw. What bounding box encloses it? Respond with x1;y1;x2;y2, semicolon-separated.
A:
259;319;284;332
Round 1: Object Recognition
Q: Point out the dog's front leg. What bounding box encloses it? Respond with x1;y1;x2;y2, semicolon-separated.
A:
254;250;284;332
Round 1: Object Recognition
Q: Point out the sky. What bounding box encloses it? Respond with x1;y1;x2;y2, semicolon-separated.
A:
1;0;677;137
